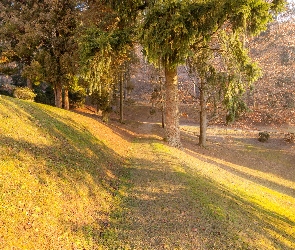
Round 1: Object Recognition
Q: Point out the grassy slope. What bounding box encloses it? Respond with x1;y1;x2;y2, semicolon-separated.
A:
0;96;131;249
0;96;294;249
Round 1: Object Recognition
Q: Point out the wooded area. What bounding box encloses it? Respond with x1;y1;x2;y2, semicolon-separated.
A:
1;1;295;249
1;0;290;147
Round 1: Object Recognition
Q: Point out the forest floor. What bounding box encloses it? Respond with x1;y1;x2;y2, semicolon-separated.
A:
76;102;295;249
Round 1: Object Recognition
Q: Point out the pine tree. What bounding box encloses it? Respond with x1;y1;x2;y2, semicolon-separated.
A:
0;0;81;109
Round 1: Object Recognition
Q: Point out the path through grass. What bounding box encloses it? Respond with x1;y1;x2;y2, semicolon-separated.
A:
0;96;294;249
109;126;295;249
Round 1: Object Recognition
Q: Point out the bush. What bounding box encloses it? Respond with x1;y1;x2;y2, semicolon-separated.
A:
13;87;36;101
34;84;55;106
69;89;86;108
258;131;270;142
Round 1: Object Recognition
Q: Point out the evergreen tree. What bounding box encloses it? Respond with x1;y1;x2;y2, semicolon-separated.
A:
140;0;285;147
0;0;81;109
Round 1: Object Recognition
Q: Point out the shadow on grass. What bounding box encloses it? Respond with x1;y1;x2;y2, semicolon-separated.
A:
0;97;131;248
113;152;295;249
179;128;295;196
3;98;293;249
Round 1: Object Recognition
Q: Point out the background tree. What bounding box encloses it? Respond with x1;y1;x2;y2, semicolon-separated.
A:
79;0;135;122
0;0;81;109
187;31;261;147
0;0;41;88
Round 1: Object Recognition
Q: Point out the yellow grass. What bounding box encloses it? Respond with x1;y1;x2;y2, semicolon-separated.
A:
0;96;130;249
0;95;294;249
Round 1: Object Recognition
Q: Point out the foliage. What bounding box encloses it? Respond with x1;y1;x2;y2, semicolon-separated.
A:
140;0;285;69
79;2;135;119
13;86;36;101
33;83;55;106
0;0;81;107
69;77;87;108
258;131;270;142
219;32;262;123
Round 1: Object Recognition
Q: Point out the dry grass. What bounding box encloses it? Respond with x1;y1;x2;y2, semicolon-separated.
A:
0;96;131;249
0;96;294;249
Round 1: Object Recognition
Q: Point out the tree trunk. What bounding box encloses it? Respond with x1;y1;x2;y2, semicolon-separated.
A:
54;84;63;108
199;80;207;147
164;66;181;147
27;79;33;89
120;76;124;123
161;108;165;128
63;88;69;110
102;110;110;123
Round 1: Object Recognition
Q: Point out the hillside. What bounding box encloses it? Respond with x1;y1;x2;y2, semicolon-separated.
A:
0;96;295;249
0;96;132;249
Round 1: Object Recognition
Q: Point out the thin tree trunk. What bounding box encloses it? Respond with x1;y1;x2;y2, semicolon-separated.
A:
54;84;63;108
64;88;69;110
120;76;124;123
27;79;33;89
199;80;207;147
102;110;110;123
162;108;165;128
164;66;181;148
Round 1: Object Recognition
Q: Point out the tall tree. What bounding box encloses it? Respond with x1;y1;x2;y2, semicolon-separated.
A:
140;0;285;147
0;0;41;88
187;32;261;147
79;0;135;122
0;0;81;109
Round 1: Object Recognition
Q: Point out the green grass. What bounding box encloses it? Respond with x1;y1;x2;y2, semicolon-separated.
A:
0;95;294;249
0;96;130;249
152;143;295;249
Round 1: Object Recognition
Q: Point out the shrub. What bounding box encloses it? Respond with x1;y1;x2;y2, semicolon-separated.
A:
258;131;270;142
13;87;36;101
69;89;86;108
34;84;55;106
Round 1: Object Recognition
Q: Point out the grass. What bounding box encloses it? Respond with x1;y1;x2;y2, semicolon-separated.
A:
0;95;294;249
0;96;131;249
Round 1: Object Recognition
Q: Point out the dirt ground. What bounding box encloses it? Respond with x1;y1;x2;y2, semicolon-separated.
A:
81;102;295;187
109;103;295;188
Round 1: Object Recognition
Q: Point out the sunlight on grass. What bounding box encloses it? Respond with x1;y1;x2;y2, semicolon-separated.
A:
152;142;295;249
0;96;129;249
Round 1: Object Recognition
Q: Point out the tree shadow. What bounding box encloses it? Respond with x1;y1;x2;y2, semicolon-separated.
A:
180;127;295;188
0;98;132;247
112;153;295;249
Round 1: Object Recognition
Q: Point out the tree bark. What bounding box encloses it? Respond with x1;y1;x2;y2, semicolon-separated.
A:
27;79;33;89
102;110;110;123
164;66;181;147
63;88;69;110
120;76;124;123
199;80;207;147
54;84;63;108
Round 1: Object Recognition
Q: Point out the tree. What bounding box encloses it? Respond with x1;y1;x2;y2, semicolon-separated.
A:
79;1;135;122
0;0;41;88
140;0;285;147
187;32;261;147
0;0;81;109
